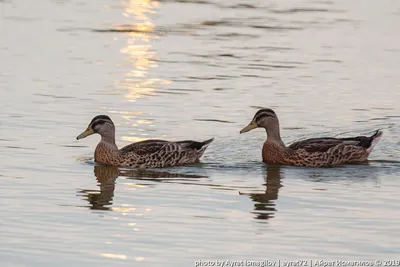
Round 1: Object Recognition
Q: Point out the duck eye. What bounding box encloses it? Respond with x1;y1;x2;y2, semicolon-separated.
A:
91;120;108;130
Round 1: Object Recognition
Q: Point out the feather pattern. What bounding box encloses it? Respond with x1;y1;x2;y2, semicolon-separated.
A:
282;130;383;167
77;115;213;168
240;108;383;167
113;138;213;168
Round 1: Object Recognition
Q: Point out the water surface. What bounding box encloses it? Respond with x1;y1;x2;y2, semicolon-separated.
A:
1;0;400;266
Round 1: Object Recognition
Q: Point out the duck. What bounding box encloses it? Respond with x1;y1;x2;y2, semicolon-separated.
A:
239;108;383;167
76;115;213;168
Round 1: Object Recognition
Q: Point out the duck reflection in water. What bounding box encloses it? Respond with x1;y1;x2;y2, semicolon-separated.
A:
78;166;119;210
78;165;208;210
240;164;283;221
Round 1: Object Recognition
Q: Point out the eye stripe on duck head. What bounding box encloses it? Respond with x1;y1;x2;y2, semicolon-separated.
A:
89;115;114;129
253;108;277;122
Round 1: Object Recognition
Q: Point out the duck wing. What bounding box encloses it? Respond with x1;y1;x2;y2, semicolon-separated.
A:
288;138;356;153
288;130;382;153
119;139;170;155
119;138;214;156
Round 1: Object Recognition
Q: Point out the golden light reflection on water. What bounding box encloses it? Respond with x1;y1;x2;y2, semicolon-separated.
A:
116;0;170;102
136;257;145;262
113;207;137;213
101;253;127;260
122;182;147;188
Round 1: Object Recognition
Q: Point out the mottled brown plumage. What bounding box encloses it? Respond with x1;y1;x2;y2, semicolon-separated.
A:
77;115;213;168
240;108;383;167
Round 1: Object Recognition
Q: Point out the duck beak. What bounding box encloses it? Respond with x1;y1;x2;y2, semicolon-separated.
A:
76;127;94;140
240;121;258;134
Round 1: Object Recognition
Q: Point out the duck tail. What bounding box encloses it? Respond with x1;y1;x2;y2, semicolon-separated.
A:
367;130;383;154
201;138;214;149
177;138;214;150
194;138;214;159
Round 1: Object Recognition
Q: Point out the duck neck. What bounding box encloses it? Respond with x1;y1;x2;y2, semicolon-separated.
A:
94;132;119;164
100;132;118;150
265;123;285;147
